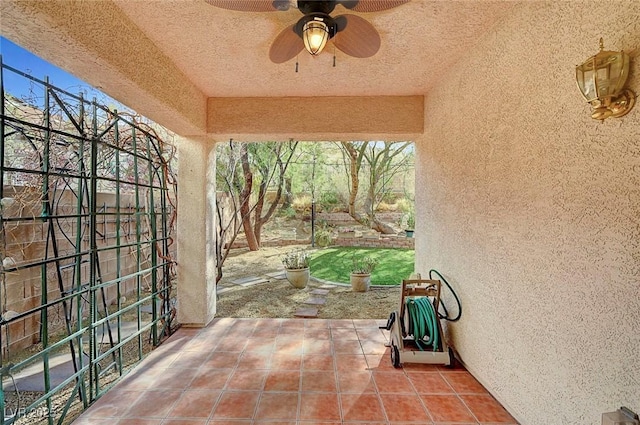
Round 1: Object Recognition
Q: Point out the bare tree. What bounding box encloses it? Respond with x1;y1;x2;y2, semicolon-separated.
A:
251;141;298;244
239;142;258;250
215;140;297;283
341;141;367;222
340;141;412;234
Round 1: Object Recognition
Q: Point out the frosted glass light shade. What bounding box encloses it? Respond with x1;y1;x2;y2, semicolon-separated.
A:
303;19;329;55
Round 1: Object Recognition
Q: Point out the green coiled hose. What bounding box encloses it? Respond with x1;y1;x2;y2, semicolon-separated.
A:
405;297;439;351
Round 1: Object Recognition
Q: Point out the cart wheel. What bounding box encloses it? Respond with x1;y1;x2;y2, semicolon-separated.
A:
446;346;455;369
390;343;401;368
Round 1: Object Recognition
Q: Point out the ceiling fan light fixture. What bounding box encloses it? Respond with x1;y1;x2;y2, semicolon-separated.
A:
303;18;330;55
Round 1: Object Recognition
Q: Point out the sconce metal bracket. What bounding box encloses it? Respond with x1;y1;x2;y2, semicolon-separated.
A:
608;88;636;118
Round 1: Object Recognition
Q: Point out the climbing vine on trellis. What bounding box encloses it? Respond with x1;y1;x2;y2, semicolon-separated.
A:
0;59;177;425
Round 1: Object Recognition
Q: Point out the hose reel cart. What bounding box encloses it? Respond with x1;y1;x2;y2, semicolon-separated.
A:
385;273;461;368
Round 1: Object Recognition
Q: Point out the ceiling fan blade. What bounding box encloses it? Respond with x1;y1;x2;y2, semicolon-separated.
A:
273;0;295;11
204;0;282;12
339;0;409;13
269;25;304;63
333;14;381;58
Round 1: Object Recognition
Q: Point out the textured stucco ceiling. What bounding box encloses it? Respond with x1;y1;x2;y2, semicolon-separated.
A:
111;0;516;98
0;0;519;136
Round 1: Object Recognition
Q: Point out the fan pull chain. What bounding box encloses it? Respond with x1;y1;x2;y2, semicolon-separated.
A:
333;46;336;67
295;54;299;73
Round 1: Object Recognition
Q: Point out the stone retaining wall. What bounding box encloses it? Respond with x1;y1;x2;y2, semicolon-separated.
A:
228;234;414;250
333;235;414;249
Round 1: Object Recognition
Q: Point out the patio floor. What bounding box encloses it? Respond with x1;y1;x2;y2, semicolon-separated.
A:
74;318;518;424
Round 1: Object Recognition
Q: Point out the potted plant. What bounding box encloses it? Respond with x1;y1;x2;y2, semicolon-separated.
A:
350;256;378;292
404;211;415;238
282;249;310;289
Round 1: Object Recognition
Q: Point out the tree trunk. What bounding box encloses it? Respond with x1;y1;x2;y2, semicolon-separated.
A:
342;141;371;227
281;177;292;209
370;218;396;234
215;141;298;282
340;141;401;235
341;142;361;220
239;143;259;251
215;198;224;284
253;175;267;246
253;143;296;246
255;168;283;244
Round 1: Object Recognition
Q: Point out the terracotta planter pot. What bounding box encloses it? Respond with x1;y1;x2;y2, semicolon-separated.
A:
285;267;310;289
350;273;371;292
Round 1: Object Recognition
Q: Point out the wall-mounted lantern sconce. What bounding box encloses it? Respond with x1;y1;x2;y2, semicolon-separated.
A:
576;38;635;121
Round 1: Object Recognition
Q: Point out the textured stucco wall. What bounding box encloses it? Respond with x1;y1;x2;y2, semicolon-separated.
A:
207;96;424;140
0;0;207;136
415;2;640;424
177;137;217;326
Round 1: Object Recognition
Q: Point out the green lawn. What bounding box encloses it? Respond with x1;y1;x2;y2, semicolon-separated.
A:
310;247;414;285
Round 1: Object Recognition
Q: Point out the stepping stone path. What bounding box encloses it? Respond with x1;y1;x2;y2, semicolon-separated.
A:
232;276;269;286
217;274;274;295
293;307;319;318
217;269;339;319
4;353;90;392
265;271;287;280
295;284;337;318
304;297;326;306
140;298;177;314
96;321;147;343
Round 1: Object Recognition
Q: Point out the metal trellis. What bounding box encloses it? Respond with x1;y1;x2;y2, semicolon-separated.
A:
0;57;177;425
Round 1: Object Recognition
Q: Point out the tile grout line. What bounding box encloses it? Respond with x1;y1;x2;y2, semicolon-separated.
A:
208;320;250;423
362;326;393;425
332;329;346;424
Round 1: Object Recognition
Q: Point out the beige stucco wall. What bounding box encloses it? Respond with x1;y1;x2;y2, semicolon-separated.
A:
0;0;207;136
415;2;640;424
207;96;424;141
3;0;639;419
177;137;217;326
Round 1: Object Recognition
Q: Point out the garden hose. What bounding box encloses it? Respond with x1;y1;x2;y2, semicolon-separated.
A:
405;297;438;351
403;269;462;352
385;270;462;352
429;269;462;322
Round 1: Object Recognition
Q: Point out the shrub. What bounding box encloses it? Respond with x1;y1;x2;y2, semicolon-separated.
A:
282;249;310;269
403;210;415;229
351;256;378;274
376;201;397;212
396;198;413;213
318;191;340;212
314;227;333;247
292;195;312;213
281;206;297;219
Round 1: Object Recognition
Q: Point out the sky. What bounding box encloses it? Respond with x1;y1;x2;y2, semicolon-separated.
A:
1;36;114;105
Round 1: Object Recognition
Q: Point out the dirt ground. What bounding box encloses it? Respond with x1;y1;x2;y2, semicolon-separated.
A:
215;244;400;320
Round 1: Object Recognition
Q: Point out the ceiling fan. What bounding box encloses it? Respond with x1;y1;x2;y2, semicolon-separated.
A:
205;0;409;63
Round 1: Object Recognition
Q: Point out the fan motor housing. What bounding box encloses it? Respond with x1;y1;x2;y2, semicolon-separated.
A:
297;0;337;15
294;13;338;39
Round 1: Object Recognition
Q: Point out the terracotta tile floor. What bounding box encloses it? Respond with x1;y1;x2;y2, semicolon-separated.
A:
74;318;518;425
